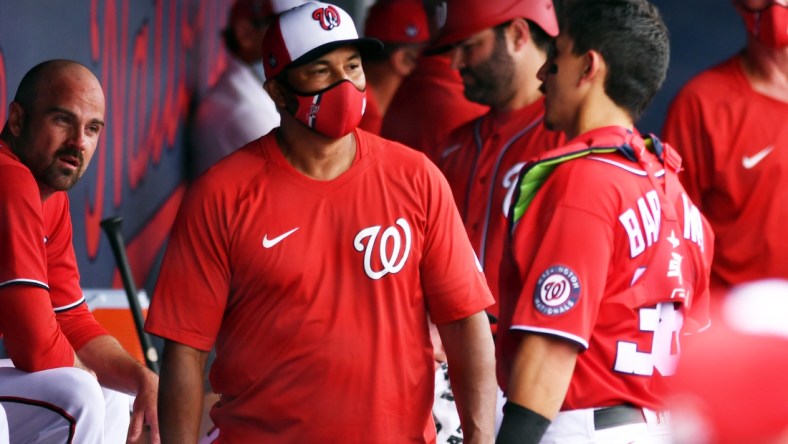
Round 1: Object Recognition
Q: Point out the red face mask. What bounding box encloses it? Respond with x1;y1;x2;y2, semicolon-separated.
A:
740;3;788;48
285;79;367;139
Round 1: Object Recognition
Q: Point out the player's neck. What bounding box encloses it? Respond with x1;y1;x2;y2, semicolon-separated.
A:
569;89;633;141
741;42;788;103
275;122;357;181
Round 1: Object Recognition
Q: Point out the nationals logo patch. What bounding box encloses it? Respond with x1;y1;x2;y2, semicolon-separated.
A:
533;265;581;316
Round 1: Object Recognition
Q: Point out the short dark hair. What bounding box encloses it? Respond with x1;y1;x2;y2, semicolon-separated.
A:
493;19;552;56
560;0;669;120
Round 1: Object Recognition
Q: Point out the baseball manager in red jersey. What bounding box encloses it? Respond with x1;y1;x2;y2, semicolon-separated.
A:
494;1;714;443
145;2;497;442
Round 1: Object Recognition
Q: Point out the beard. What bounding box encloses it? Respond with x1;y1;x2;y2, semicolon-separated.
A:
459;39;517;107
22;146;85;192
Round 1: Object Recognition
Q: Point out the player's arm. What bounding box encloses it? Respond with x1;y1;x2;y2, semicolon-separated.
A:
158;340;209;443
496;333;579;444
76;334;160;443
436;310;497;443
0;285;76;371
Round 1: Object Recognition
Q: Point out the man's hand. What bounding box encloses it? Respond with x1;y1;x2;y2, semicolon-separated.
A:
128;368;160;444
76;335;161;443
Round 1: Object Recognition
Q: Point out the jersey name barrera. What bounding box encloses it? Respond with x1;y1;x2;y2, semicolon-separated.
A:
619;189;705;258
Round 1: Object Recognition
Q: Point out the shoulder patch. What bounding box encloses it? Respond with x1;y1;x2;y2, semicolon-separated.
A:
533;265;581;316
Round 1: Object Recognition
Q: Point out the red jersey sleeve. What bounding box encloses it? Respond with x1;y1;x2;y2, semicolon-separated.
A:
145;174;231;351
509;164;614;348
0;166;76;371
511;214;612;347
42;193;108;346
419;158;494;324
0;165;48;287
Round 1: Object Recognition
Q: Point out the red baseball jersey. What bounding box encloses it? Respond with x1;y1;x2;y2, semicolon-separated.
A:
0;140;106;361
145;129;493;442
380;54;488;162
496;126;714;411
663;56;788;291
437;99;564;325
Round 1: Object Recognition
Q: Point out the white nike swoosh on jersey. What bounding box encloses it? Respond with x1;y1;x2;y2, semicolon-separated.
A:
742;145;775;169
262;227;299;248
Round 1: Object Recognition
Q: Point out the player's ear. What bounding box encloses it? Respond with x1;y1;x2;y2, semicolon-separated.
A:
580;50;604;85
264;78;287;109
390;46;421;77
7;102;25;137
509;18;531;52
265;77;299;114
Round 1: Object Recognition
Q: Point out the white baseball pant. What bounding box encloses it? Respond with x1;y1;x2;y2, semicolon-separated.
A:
0;359;130;443
539;405;671;444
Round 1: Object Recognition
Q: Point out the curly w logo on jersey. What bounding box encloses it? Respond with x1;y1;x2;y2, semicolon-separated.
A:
534;265;581;316
312;5;340;30
354;218;412;280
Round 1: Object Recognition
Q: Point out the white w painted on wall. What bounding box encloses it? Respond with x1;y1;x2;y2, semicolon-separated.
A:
354;218;412;280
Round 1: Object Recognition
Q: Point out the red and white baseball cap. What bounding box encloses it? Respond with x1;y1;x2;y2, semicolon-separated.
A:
227;0;308;26
431;0;558;52
263;1;383;80
364;0;430;44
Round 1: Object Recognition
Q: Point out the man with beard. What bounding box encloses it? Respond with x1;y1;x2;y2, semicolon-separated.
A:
433;0;564;335
0;59;159;443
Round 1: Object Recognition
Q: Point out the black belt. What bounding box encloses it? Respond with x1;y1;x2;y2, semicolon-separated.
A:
593;405;646;430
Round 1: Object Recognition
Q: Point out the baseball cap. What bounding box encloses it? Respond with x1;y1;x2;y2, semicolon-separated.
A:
263;1;383;80
227;0;308;26
364;0;430;44
431;0;558;52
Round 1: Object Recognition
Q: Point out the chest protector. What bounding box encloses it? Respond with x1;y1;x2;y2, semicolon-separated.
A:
509;134;701;314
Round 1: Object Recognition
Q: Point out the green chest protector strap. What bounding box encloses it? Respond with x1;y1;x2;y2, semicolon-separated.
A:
508;133;679;233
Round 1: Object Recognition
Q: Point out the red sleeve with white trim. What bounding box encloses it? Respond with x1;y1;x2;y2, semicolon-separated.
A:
0;285;75;371
0;165;77;371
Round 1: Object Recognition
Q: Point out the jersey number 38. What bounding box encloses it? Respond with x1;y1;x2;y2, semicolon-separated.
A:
613;302;684;376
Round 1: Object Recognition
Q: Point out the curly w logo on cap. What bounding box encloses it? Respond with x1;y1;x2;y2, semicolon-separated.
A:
312;5;340;30
262;1;382;79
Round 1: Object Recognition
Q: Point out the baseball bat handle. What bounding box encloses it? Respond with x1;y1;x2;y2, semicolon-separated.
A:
100;216;160;373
